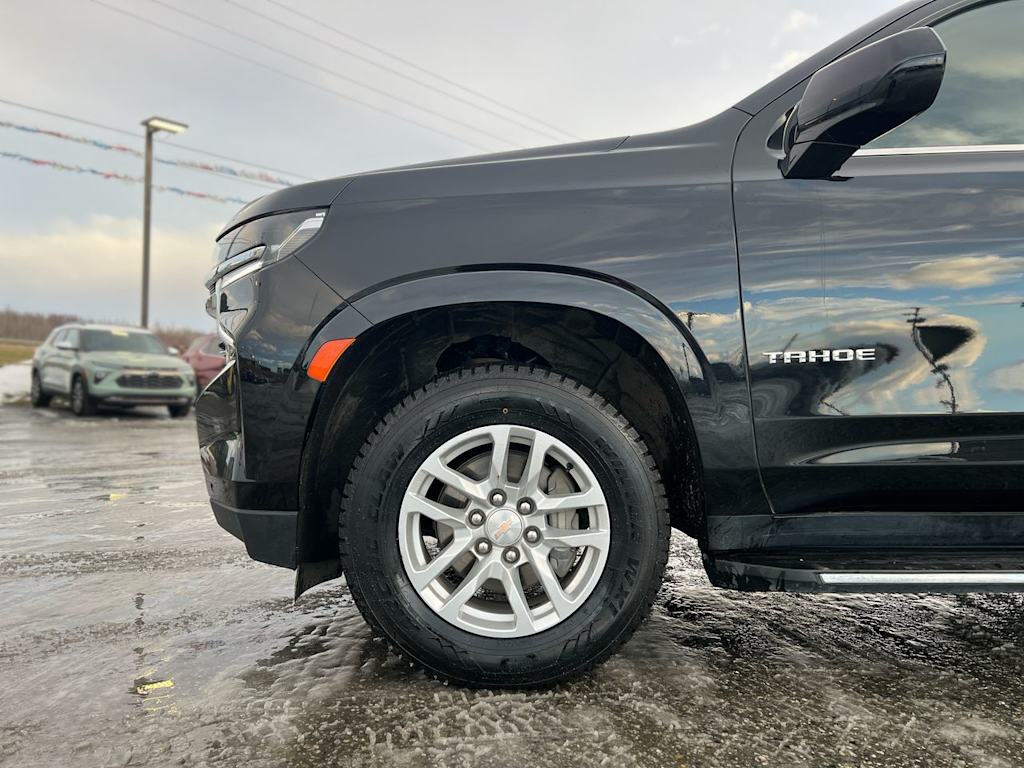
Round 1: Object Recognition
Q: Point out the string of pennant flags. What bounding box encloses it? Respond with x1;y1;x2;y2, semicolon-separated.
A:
0;119;295;186
0;150;251;205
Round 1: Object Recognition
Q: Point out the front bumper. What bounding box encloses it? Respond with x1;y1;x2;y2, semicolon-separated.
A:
196;358;303;568
90;372;195;406
195;253;365;569
210;499;298;568
99;392;194;406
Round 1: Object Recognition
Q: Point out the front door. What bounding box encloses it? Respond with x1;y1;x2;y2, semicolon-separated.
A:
39;329;68;391
735;0;1024;520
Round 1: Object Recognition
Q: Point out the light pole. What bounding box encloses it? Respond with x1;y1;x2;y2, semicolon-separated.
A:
140;116;188;328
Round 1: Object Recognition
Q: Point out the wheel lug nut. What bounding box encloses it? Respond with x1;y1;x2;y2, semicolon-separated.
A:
517;498;534;515
475;540;492;555
468;509;485;526
502;547;520;564
524;527;541;544
489;490;506;506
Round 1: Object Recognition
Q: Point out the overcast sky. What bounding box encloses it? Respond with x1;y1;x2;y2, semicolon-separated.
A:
0;0;905;330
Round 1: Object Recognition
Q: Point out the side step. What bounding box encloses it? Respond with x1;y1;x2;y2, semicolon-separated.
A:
703;551;1024;593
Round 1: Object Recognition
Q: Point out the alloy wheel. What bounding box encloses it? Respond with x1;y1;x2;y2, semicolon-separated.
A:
398;424;611;637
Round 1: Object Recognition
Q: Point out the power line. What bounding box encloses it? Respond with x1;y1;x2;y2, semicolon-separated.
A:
0;96;313;181
92;0;492;152
140;0;523;150
90;0;501;153
0;150;250;205
265;0;580;143
220;0;574;145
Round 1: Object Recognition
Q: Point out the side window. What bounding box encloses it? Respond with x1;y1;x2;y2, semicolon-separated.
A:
51;330;67;347
869;0;1024;148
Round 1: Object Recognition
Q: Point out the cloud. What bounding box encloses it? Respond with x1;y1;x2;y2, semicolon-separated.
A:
746;254;1024;295
0;215;219;329
879;123;982;147
990;361;1024;392
958;50;1024;81
782;10;819;33
893;255;1024;290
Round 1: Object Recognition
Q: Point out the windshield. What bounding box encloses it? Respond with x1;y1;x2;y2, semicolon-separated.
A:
80;329;168;355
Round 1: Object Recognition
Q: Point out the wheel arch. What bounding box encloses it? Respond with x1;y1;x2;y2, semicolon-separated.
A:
295;268;715;595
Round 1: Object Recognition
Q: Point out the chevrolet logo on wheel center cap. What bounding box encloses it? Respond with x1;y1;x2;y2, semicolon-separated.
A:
484;508;525;545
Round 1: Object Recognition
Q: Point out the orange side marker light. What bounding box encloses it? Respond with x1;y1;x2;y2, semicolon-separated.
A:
307;338;355;382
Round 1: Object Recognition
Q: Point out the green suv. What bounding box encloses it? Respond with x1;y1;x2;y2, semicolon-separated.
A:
31;324;197;417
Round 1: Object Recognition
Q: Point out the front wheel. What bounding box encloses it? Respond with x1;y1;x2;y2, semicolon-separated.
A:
70;375;96;417
338;365;669;687
168;403;191;418
30;370;51;408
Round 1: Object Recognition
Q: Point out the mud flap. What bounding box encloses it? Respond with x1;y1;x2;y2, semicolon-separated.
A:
295;559;343;599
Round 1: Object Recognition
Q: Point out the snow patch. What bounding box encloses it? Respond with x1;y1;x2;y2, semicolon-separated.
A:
0;361;31;405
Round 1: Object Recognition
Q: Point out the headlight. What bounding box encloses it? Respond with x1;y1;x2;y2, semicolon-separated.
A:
206;209;327;343
206;209;326;292
93;368;117;383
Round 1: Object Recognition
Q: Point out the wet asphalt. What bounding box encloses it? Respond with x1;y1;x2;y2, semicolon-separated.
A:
2;402;1024;768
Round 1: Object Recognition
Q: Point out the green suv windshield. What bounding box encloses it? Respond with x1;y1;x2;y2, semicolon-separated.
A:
80;329;168;355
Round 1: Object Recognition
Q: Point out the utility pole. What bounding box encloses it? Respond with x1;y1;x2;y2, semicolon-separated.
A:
140;116;188;327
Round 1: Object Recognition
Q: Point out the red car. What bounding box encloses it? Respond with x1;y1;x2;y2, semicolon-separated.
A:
182;334;225;390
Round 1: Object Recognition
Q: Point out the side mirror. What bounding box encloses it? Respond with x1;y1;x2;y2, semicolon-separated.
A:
168;346;180;356
55;340;77;351
781;27;946;179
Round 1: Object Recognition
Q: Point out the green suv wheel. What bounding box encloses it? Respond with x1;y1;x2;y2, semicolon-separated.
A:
70;375;97;417
30;370;51;408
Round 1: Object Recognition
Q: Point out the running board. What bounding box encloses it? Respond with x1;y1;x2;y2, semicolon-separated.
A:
703;551;1024;593
820;572;1024;587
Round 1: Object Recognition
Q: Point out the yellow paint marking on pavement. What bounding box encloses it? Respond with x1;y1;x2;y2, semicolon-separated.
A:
109;492;126;501
136;679;174;695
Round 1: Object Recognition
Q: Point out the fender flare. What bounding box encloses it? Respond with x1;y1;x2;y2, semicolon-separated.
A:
303;267;717;411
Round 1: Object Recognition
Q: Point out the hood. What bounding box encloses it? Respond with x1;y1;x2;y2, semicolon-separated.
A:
216;136;626;239
215;111;751;237
82;350;190;372
334;111;746;206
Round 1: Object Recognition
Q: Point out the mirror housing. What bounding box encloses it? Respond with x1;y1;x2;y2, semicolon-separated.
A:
781;27;946;179
167;346;180;356
55;340;77;351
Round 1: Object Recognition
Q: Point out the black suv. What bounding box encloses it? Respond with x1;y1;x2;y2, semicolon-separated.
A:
198;0;1024;687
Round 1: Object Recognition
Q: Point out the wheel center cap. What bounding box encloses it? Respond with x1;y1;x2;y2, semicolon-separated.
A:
484;508;524;545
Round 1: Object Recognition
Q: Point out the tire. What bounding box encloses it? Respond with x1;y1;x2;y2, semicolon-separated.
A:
338;365;669;687
70;375;96;417
168;404;191;418
30;370;51;408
